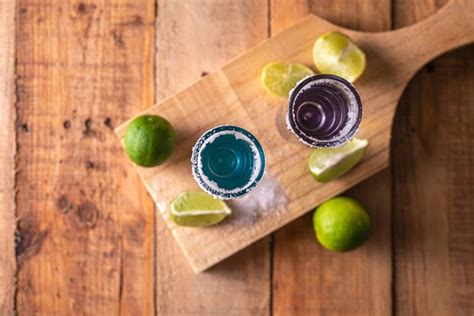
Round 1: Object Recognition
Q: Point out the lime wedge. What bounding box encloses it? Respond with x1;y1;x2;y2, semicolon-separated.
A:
261;62;314;97
170;192;231;227
309;138;369;183
312;32;366;82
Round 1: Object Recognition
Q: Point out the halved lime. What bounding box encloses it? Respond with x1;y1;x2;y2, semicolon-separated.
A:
170;192;231;227
124;115;176;167
313;196;372;252
309;138;368;183
261;62;314;97
313;32;366;82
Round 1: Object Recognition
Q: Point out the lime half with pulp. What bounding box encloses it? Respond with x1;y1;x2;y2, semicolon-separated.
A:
313;196;372;252
170;192;231;227
261;62;314;97
313;32;366;82
309;138;368;183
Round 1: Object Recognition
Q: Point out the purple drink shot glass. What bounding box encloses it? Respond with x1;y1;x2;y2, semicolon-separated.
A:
287;74;362;147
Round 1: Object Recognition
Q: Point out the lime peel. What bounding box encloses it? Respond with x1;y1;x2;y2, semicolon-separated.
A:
309;138;369;182
313;196;372;252
261;62;314;97
311;138;368;174
124;114;175;167
312;32;366;83
170;192;231;227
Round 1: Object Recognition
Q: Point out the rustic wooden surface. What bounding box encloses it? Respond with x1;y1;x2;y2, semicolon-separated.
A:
392;0;474;315
15;0;155;314
0;1;16;314
116;0;473;273
0;0;472;315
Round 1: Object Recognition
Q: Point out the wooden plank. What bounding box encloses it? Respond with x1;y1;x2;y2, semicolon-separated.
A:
271;0;391;32
155;1;271;315
117;0;474;272
271;1;393;315
15;1;155;314
0;1;17;314
392;1;474;315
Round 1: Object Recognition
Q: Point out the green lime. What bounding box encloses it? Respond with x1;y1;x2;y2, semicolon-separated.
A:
170;192;231;227
309;138;368;183
312;32;366;82
261;62;314;97
124;115;175;167
313;196;372;252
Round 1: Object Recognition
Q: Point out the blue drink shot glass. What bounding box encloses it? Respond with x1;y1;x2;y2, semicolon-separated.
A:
191;125;266;200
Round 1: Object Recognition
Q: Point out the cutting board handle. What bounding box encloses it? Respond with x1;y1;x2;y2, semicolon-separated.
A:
391;0;474;75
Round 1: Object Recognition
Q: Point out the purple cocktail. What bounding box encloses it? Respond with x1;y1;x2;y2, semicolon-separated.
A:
287;74;362;147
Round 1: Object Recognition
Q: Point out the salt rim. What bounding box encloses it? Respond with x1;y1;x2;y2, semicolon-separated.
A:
287;75;362;147
191;125;266;200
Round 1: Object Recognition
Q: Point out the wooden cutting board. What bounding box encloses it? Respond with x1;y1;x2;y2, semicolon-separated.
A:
116;0;473;273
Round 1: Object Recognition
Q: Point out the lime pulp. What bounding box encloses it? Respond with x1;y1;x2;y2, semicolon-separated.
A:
312;32;366;82
309;138;369;183
170;192;231;227
261;62;314;97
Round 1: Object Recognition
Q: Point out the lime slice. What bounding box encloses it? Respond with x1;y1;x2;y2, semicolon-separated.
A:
309;138;368;183
170;192;231;227
261;62;314;97
312;32;366;82
124;115;176;167
313;196;372;252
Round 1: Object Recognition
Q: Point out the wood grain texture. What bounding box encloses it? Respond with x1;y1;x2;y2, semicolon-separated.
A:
155;1;271;315
15;0;155;314
270;0;310;34
117;0;474;273
392;1;474;315
0;1;17;314
271;1;392;315
271;0;392;33
6;0;473;314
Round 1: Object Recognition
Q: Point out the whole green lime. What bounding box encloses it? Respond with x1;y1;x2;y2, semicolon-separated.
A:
124;115;176;167
313;196;372;252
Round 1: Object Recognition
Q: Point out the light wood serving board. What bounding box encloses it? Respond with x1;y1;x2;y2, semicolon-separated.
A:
116;0;473;273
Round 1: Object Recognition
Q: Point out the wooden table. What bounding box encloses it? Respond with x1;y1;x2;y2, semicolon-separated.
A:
1;0;472;315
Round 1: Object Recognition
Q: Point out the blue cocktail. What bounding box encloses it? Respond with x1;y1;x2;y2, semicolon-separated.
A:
192;125;265;200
